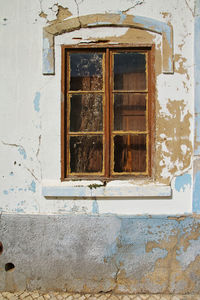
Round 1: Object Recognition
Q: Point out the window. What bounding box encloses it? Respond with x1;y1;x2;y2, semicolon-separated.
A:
61;45;155;180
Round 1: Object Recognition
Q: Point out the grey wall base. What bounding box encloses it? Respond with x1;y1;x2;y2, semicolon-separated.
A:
0;214;200;294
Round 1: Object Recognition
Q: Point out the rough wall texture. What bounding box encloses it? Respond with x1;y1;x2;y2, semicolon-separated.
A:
0;292;200;299
0;214;200;294
0;0;200;295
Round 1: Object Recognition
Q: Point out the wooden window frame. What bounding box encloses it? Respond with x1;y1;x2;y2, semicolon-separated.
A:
61;44;155;181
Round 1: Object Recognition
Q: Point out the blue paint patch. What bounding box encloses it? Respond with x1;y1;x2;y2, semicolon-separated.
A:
18;147;27;159
168;57;172;70
3;190;8;195
133;16;163;33
92;200;99;214
175;174;192;192
33;92;40;112
43;37;54;74
176;236;200;269
119;11;126;24
194;114;200;153
133;16;172;45
164;24;172;45
15;207;25;213
28;180;36;193
193;171;200;213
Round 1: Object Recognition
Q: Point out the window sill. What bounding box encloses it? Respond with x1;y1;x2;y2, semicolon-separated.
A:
42;180;172;199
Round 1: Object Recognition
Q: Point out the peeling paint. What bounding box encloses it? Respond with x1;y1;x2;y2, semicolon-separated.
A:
92;200;99;214
193;171;200;213
43;34;54;75
49;5;72;25
118;11;126;24
156;100;192;184
175;174;192;192
28;181;36;193
43;13;173;74
18;147;27;159
33;92;40;112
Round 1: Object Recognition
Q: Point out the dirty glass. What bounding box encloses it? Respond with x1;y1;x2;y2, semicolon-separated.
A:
70;53;103;91
70;135;103;173
114;94;146;131
114;53;146;90
114;134;146;172
70;94;103;132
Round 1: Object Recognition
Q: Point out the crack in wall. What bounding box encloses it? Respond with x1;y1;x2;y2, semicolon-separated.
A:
185;0;195;17
74;0;81;27
1;140;40;182
36;135;41;158
1;141;26;152
122;0;145;13
24;166;39;182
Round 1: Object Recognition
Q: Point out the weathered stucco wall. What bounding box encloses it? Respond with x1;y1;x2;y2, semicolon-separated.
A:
0;0;200;295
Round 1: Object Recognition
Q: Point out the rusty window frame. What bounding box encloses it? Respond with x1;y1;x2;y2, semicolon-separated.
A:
61;44;155;181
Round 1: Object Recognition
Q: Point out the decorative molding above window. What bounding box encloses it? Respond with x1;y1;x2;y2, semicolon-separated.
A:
42;13;174;75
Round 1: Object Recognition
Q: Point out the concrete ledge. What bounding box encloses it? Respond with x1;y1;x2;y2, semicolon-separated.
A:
0;292;200;299
42;180;172;198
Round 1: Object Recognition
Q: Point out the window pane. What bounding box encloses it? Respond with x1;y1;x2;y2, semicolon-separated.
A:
70;135;103;173
70;94;103;132
114;53;146;90
114;94;146;131
70;53;103;91
114;134;146;172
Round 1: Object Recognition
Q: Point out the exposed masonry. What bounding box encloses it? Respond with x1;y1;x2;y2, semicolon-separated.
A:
0;292;200;299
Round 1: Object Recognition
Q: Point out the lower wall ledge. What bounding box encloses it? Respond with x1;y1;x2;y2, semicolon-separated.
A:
0;292;200;299
42;180;172;198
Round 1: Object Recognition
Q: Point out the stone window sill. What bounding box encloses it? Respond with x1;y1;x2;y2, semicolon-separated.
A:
42;180;172;199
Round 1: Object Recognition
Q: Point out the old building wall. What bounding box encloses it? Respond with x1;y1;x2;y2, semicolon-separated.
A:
0;0;200;295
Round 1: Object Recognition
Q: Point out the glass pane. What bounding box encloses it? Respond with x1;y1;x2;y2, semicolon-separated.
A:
114;53;146;90
114;94;146;131
114;134;146;172
70;135;103;173
70;94;103;132
70;53;103;91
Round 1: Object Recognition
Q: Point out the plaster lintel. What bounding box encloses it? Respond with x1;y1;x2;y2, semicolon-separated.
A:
42;180;172;198
42;13;174;75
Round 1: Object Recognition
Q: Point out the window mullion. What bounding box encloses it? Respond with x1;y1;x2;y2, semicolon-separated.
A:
104;48;110;178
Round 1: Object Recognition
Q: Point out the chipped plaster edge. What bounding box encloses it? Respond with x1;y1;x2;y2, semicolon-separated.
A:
42;13;174;74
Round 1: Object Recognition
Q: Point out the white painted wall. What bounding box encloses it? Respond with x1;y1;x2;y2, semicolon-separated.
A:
0;0;195;215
